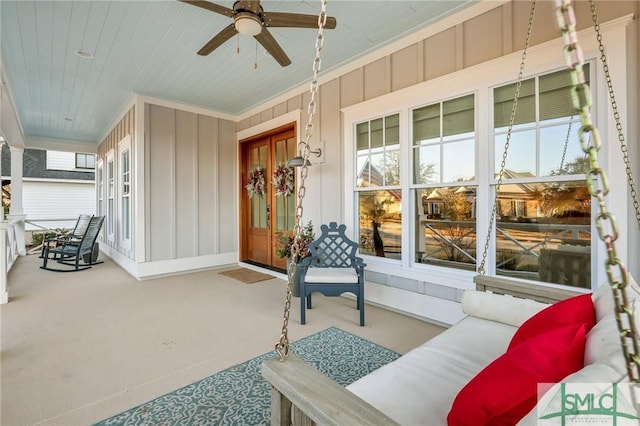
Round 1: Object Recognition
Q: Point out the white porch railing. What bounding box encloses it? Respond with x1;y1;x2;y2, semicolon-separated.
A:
1;216;25;304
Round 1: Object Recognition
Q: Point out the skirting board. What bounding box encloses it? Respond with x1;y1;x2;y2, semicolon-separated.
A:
340;281;464;327
98;243;238;280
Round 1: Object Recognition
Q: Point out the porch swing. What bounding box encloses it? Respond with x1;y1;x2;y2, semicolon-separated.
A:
262;0;640;424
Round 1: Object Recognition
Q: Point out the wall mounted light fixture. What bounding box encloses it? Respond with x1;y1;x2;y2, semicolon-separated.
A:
287;141;324;167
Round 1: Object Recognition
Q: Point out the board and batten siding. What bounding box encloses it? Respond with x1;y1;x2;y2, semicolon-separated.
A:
97;106;135;158
23;180;95;231
145;103;237;263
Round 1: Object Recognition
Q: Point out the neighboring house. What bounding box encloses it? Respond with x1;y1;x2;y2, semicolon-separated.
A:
1;146;95;233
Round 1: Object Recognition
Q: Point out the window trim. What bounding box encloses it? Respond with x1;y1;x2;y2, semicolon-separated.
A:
96;160;104;219
118;136;132;255
106;150;115;245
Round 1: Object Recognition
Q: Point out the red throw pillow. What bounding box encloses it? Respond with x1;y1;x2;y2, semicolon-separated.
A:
447;323;587;426
508;293;594;350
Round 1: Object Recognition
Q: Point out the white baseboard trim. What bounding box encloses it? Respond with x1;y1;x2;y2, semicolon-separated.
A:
364;282;465;326
98;243;238;280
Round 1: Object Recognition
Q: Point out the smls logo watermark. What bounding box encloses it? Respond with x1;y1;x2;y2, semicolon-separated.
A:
537;383;640;425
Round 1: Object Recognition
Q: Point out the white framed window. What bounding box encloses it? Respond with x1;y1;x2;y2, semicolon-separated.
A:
106;151;115;244
491;65;591;287
350;69;590;285
341;27;627;292
118;136;132;253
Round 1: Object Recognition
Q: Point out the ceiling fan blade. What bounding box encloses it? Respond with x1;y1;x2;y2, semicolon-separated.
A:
261;12;337;30
178;0;234;18
198;24;238;56
254;28;291;67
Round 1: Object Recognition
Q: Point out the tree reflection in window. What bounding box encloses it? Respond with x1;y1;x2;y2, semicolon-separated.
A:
358;190;402;259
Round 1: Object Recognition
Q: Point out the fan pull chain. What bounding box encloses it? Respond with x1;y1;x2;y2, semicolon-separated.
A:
275;0;328;362
555;0;640;384
254;40;258;69
478;0;536;276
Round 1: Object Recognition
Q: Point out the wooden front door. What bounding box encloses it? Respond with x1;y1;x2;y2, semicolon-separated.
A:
240;125;297;270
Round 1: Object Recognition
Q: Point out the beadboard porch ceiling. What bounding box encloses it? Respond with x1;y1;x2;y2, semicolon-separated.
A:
0;0;477;146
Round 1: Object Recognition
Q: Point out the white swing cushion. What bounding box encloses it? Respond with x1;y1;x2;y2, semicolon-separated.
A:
304;267;359;283
461;289;548;327
585;275;639;373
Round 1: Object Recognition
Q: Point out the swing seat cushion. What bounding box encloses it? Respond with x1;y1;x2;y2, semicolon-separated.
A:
304;267;359;283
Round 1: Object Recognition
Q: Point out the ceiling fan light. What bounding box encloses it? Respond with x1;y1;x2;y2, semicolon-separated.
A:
234;13;262;36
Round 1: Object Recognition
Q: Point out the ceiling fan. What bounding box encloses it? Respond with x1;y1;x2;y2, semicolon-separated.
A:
179;0;337;67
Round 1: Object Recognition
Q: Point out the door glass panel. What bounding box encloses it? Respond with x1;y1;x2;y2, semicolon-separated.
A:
274;137;296;233
249;145;268;228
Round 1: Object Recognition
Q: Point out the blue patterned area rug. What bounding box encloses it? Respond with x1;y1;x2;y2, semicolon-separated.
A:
95;327;399;426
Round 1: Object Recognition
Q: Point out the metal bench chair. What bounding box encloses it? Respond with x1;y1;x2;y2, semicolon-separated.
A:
40;216;105;272
298;222;366;326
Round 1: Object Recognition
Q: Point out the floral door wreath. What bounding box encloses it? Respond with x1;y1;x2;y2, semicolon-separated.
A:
272;163;295;197
245;167;266;198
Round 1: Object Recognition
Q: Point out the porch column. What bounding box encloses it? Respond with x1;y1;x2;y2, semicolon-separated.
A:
8;146;26;256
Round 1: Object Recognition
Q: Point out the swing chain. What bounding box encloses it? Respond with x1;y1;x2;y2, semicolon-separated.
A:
275;0;328;361
478;0;536;276
589;0;640;230
555;0;640;382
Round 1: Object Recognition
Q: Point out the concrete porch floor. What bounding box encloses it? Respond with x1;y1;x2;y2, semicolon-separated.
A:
1;253;444;425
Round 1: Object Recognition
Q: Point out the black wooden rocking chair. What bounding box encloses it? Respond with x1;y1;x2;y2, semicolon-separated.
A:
39;214;93;258
40;216;105;272
298;222;366;326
